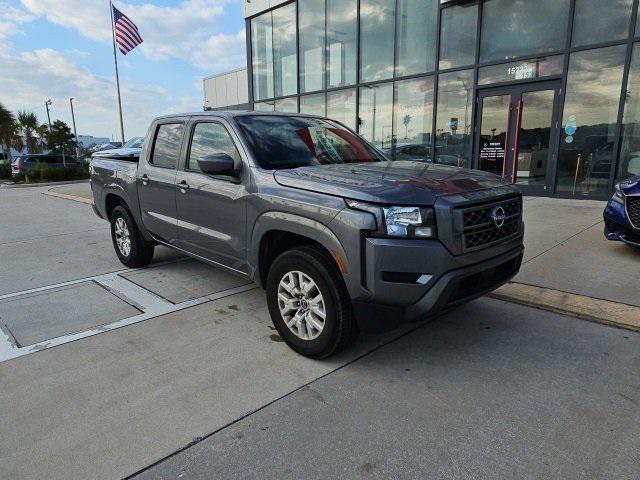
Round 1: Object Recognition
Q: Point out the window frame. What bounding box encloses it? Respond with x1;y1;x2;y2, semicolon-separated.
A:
149;121;186;170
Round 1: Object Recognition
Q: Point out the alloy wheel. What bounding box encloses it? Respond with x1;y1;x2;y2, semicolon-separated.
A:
277;270;326;340
114;217;131;257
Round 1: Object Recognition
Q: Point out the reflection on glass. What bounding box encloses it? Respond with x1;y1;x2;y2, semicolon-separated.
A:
251;12;273;101
556;45;626;196
393;77;434;162
516;90;555;185
254;101;275;112
152;124;184;169
360;0;396;82
327;89;357;130
272;4;297;97
439;3;478;70
274;97;298;113
478;56;564;85
299;0;325;93
300;93;326;117
189;123;240;172
435;69;474;166
358;82;394;152
395;0;438;77
481;0;569;62
572;0;633;47
637;8;640;37
478;95;510;176
618;43;640;179
327;0;357;88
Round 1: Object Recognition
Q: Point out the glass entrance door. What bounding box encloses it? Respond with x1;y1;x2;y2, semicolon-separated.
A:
475;81;562;195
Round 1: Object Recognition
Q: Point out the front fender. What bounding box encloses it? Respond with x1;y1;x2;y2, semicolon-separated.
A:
249;210;350;285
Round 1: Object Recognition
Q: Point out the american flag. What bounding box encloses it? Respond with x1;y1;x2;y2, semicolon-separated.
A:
112;5;143;55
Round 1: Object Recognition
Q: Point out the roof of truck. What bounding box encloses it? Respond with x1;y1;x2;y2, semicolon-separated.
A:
152;111;321;121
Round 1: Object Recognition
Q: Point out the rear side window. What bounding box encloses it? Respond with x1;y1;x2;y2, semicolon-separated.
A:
188;122;240;172
151;123;184;168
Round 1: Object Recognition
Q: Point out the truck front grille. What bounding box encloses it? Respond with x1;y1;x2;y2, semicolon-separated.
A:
626;196;640;229
459;197;522;252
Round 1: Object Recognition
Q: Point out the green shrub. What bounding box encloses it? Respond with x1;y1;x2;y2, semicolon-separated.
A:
11;172;25;183
0;163;11;179
24;162;90;183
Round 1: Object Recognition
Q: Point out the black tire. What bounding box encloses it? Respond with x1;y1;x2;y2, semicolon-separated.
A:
266;245;358;359
110;205;155;268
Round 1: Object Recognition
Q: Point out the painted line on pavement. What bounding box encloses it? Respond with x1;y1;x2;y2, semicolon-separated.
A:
0;274;258;363
42;190;94;205
490;282;640;332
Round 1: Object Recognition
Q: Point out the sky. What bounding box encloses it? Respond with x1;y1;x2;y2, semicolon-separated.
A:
0;0;246;139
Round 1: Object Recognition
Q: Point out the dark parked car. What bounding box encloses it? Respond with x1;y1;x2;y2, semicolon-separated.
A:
90;112;524;358
604;175;640;247
11;154;78;175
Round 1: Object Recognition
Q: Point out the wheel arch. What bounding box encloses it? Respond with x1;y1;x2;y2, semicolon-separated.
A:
251;212;349;289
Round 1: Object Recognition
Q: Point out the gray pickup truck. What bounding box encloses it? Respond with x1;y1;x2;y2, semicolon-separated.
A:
90;112;524;358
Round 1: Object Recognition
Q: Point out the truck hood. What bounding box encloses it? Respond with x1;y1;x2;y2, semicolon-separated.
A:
273;161;512;205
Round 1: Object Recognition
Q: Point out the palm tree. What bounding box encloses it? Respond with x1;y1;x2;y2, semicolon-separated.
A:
0;102;19;159
16;111;41;153
402;114;412;139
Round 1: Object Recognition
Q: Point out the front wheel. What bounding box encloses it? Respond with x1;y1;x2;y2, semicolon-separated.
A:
110;205;155;268
266;246;358;358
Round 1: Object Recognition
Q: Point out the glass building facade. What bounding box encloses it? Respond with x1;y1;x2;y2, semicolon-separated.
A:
247;0;640;198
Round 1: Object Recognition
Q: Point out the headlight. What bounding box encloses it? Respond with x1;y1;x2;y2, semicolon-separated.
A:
345;200;437;238
611;183;625;204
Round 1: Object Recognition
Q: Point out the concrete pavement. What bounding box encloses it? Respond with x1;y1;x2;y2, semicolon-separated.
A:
517;196;640;307
0;184;181;296
132;298;640;480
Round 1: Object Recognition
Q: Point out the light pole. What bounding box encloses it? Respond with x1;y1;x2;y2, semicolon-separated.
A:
45;99;52;129
69;98;80;160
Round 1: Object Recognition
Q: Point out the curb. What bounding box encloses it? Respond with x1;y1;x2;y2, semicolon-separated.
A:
2;179;89;189
489;282;640;332
42;190;94;205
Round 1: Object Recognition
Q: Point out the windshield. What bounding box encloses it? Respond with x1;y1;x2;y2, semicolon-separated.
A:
122;137;144;149
234;115;385;170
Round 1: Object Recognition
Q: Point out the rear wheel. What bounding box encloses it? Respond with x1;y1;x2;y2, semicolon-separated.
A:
266;246;358;358
110;205;155;268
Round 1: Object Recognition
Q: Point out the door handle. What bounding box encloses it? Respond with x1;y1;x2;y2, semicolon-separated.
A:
141;174;149;186
177;180;189;193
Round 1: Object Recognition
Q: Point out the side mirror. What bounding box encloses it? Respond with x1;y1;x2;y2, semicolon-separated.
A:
197;153;238;176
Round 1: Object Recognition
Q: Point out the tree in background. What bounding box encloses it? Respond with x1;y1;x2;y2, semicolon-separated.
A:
0;102;19;158
44;120;77;156
16;111;41;153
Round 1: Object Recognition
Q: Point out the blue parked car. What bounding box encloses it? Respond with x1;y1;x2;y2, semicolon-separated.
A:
604;175;640;247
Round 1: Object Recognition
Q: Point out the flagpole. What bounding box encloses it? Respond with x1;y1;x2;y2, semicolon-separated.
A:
110;0;125;144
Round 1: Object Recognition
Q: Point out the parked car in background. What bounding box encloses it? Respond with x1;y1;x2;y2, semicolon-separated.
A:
604;175;640;247
90;112;524;358
11;154;78;175
91;143;121;153
91;137;143;160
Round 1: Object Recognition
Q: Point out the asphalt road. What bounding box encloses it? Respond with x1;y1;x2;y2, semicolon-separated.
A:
1;184;638;479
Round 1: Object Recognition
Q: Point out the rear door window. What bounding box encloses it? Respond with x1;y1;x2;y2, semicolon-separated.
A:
151;123;184;169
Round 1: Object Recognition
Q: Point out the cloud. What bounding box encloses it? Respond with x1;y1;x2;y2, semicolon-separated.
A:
18;0;246;71
0;47;199;137
0;2;35;44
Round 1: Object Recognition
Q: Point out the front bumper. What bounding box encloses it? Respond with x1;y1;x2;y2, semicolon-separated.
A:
352;241;524;331
603;200;640;247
